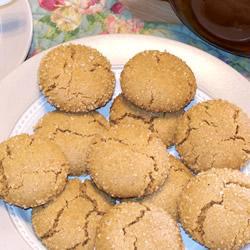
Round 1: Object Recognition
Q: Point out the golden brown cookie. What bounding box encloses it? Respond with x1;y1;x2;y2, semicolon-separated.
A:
96;202;184;250
141;155;192;220
179;168;250;250
32;179;112;250
34;111;109;176
0;134;69;208
120;50;196;112
39;44;115;112
87;120;170;198
110;94;184;147
176;99;250;173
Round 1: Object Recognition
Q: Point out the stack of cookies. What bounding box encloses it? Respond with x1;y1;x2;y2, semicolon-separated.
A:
0;44;249;250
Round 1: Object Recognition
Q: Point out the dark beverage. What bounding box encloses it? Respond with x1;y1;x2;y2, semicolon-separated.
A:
168;0;250;57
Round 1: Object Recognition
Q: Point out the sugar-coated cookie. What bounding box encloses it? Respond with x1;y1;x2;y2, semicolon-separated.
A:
34;111;109;176
87;120;170;198
96;202;184;250
39;44;115;112
142;155;192;220
110;94;184;147
176;99;250;173
121;50;196;112
0;134;69;208
32;179;112;250
179;168;250;250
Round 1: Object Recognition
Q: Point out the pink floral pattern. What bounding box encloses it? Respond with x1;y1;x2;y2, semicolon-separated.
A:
35;0;144;46
39;0;107;31
51;5;82;32
79;0;106;14
111;2;124;14
103;14;143;33
39;0;64;11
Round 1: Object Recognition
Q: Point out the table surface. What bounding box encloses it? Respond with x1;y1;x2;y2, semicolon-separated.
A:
27;0;249;81
120;0;181;23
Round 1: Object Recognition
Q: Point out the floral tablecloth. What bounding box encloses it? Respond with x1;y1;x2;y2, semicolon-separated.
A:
29;0;250;80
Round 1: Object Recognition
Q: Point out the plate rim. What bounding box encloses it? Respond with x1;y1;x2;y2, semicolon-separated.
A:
0;34;249;250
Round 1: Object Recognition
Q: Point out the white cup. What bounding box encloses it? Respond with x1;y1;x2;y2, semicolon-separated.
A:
0;0;13;7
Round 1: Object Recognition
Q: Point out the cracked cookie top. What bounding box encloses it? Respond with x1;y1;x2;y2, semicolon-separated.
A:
120;50;196;113
0;134;69;208
32;179;113;250
141;155;192;220
96;202;184;250
87;120;170;198
179;168;250;250
110;94;184;147
39;44;115;112
176;99;250;173
34;111;109;176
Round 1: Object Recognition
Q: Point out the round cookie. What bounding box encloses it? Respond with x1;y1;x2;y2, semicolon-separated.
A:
34;111;109;176
110;94;184;147
176;99;250;173
179;168;250;250
96;202;184;250
141;155;192;220
0;134;69;208
39;44;115;112
87;120;170;198
120;50;196;112
32;179;112;250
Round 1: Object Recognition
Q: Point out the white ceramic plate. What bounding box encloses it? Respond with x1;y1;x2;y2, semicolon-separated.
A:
0;34;249;250
0;0;33;80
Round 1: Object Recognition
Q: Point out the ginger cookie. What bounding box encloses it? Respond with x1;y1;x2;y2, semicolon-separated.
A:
141;155;192;220
39;44;115;112
176;99;250;173
120;50;196;112
0;134;69;208
87;120;170;198
32;179;112;250
34;111;109;176
110;94;184;147
179;168;250;250
95;202;184;250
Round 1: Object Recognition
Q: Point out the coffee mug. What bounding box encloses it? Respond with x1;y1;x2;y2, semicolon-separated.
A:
168;0;250;57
